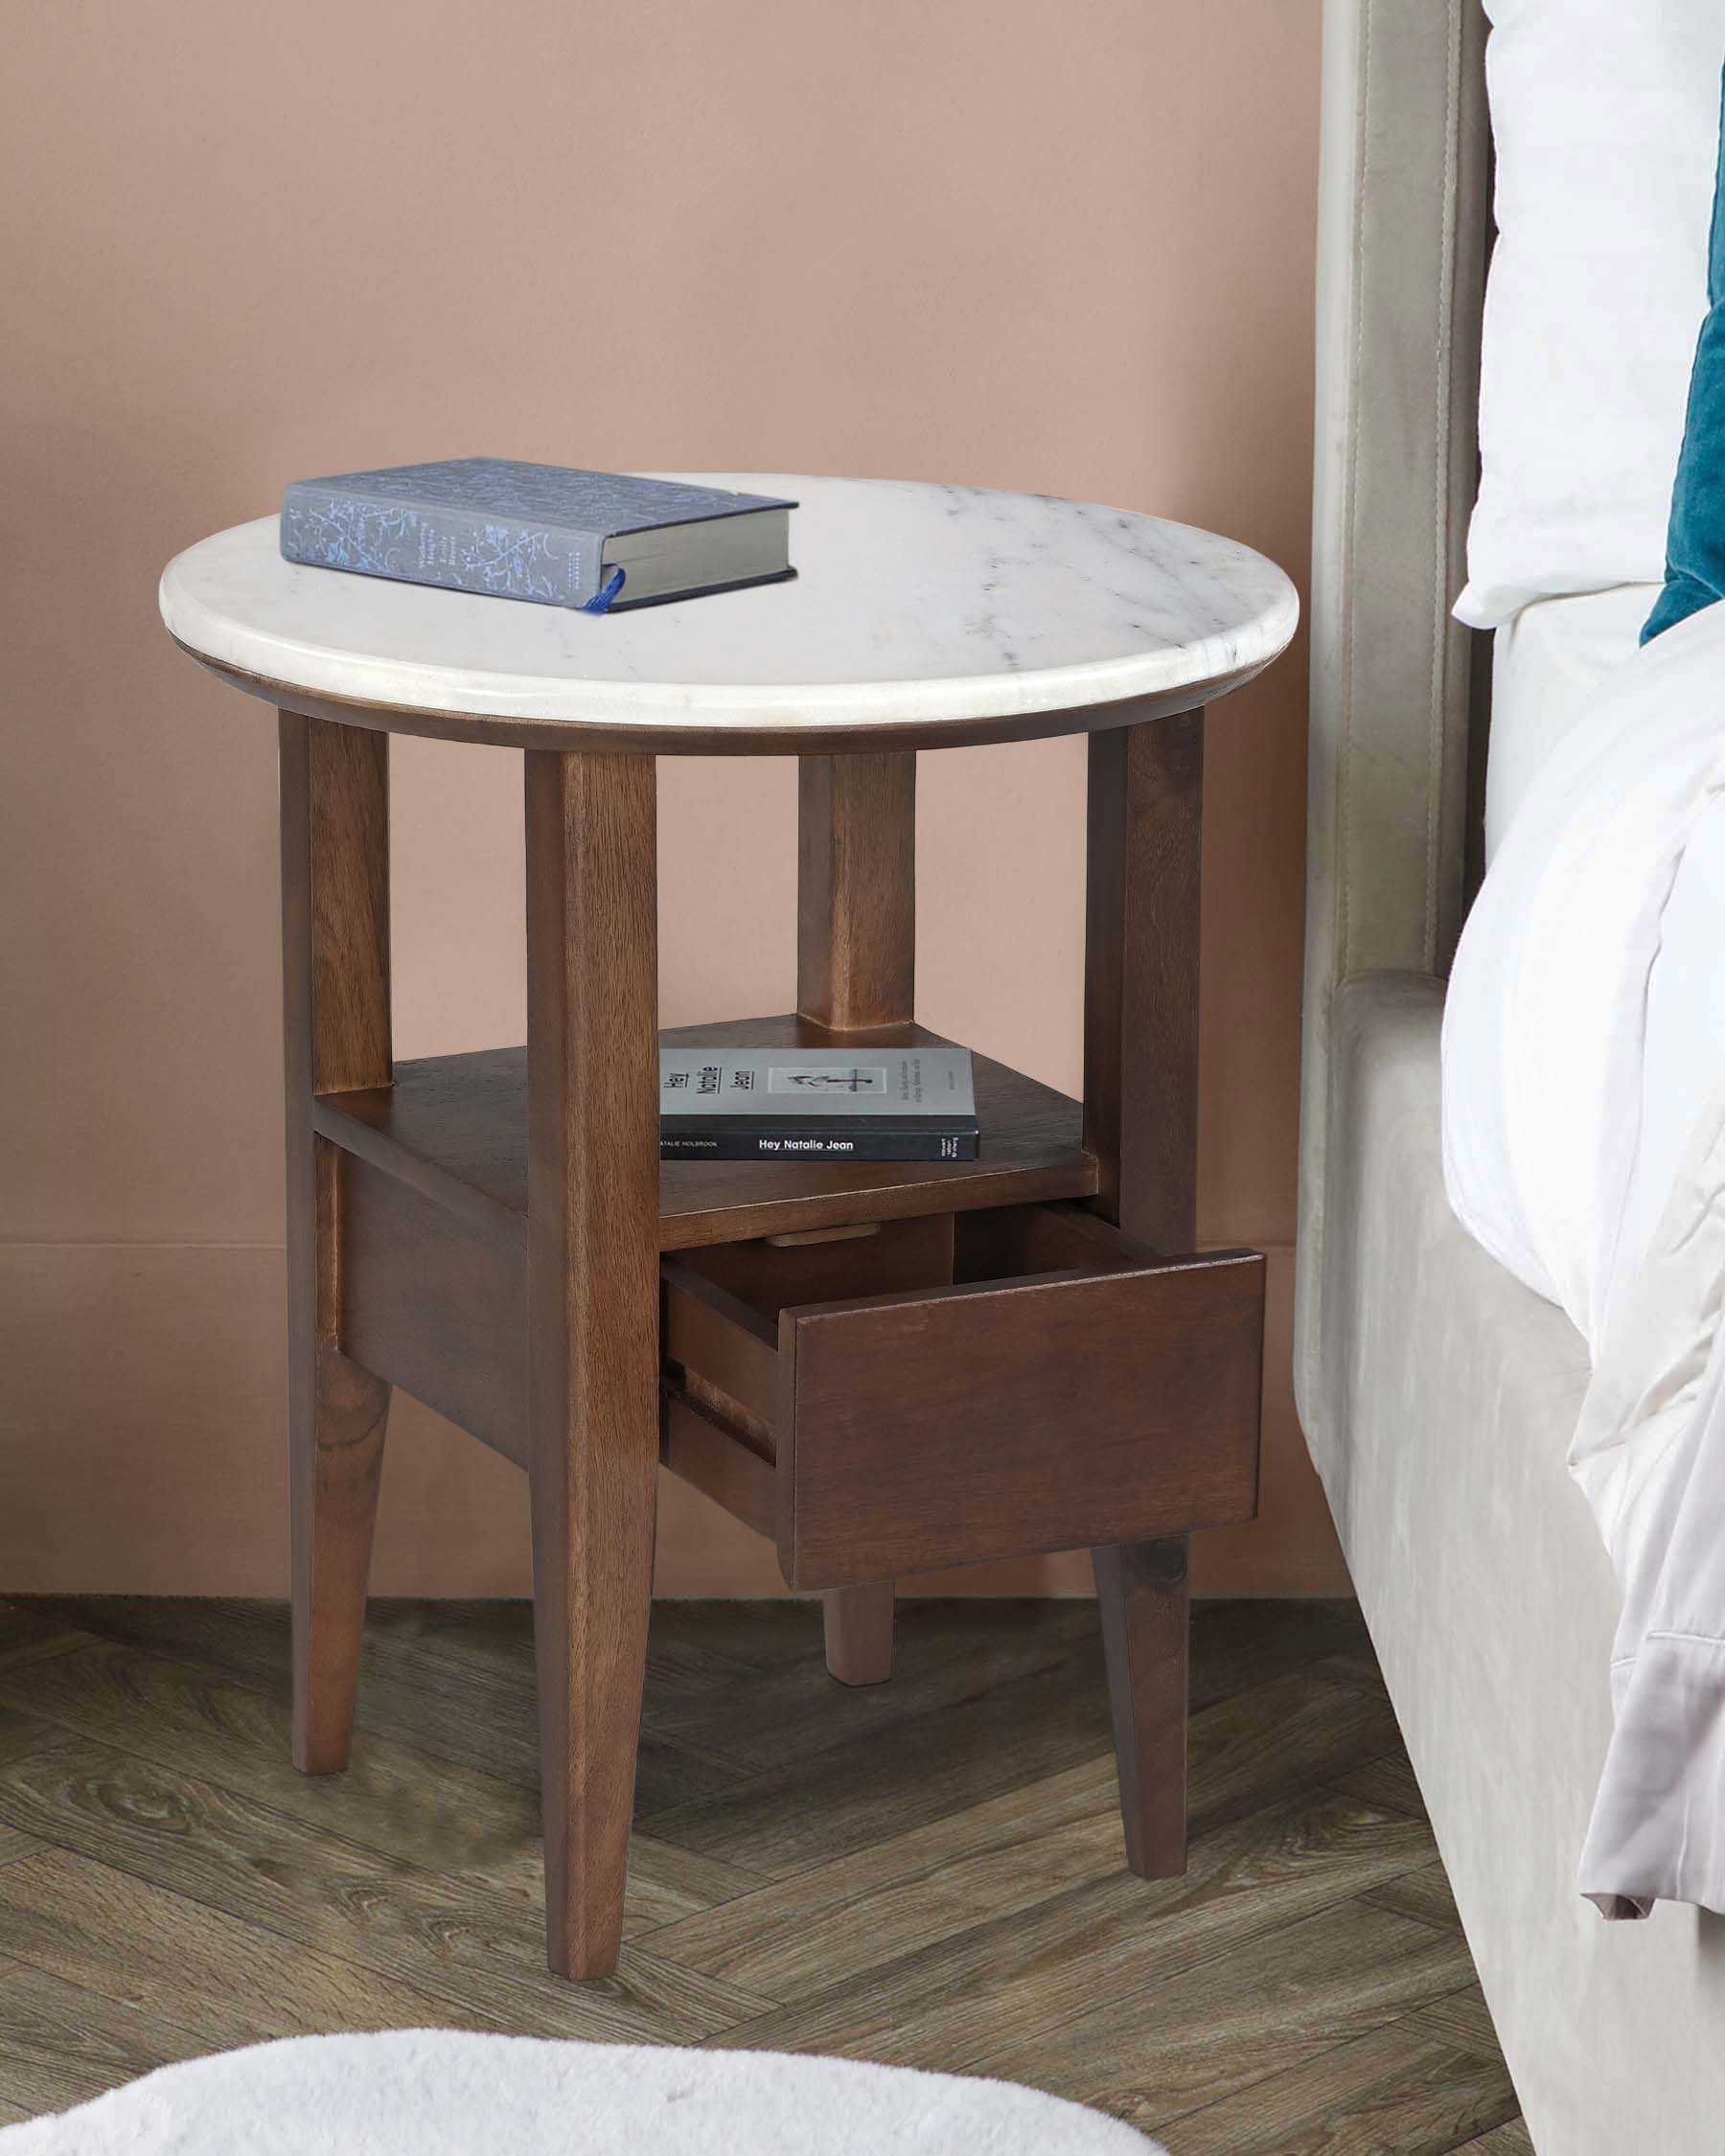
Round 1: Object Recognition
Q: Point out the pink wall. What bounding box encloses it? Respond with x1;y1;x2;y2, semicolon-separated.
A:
0;0;1344;1595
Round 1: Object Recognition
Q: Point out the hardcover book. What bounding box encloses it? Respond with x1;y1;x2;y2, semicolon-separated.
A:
660;1046;979;1162
280;459;796;612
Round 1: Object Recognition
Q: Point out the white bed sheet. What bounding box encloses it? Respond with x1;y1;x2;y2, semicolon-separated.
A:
1445;598;1725;1917
1486;584;1661;865
1484;583;1725;1283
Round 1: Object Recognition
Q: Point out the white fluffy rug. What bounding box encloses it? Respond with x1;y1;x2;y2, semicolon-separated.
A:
0;2031;1168;2153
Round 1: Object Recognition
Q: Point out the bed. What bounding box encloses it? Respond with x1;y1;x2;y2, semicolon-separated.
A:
1297;6;1725;2150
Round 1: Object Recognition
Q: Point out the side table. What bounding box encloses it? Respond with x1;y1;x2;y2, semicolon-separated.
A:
160;474;1299;1979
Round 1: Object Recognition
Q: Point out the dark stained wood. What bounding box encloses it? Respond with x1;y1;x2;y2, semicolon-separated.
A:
0;1596;1519;2146
661;1264;780;1443
185;641;1272;758
1083;711;1204;1249
764;1221;882;1248
1083;710;1216;1888
682;1212;954;1314
796;752;916;1030
821;1582;895;1687
660;1399;777;1540
797;750;919;1679
341;1155;526;1466
667;1213;954;1674
1093;1536;1190;1878
523;748;661;1982
952;1198;1148;1281
774;1247;1264;1588
233;643;1260;2010
314;1021;1095;1250
278;712;394;1778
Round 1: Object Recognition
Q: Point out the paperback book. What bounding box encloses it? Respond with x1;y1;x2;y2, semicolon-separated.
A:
281;459;796;612
660;1047;978;1161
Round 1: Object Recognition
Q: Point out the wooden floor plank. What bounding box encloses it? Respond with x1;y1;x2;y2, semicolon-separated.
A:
642;1660;1396;1882
1331;1750;1427;1820
0;1603;97;1676
1454;2121;1532;2153
718;1790;1436;2067
0;1709;68;1776
1311;1647;1390;1693
35;1597;740;1811
980;1897;1479;2129
1186;1600;1370;1709
640;1601;1101;1773
1365;1860;1463;1935
0;1950;212;2120
0;1848;490;2051
1403;1983;1502;2058
0;1736;770;2048
1159;2016;1517;2156
0;1640;764;1936
0;1597;1521;2145
648;1669;1406;1999
642;1752;1127;1994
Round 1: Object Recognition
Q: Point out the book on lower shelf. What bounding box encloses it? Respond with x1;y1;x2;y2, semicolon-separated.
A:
660;1046;978;1161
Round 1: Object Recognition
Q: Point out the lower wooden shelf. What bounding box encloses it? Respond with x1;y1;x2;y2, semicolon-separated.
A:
314;1013;1099;1250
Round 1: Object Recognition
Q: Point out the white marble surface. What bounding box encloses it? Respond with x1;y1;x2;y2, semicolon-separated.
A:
160;475;1299;734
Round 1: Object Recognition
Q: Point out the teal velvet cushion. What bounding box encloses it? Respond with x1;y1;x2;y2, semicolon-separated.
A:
1645;69;1725;642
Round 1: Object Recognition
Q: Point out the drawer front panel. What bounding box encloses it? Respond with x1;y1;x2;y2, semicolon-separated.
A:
778;1249;1263;1587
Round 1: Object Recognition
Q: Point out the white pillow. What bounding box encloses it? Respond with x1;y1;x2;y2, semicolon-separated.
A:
1456;0;1722;631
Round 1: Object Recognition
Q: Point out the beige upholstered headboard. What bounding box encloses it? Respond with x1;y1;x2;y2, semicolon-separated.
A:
1294;0;1491;1434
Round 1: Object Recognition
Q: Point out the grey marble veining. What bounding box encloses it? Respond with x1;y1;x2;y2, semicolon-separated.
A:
161;473;1299;732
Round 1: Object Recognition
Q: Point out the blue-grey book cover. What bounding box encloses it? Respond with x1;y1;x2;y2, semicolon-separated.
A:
281;458;796;610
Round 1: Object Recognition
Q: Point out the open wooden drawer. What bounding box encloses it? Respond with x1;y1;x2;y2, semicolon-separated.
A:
660;1204;1264;1590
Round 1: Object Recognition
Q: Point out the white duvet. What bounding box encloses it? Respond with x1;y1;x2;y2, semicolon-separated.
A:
1444;598;1725;1916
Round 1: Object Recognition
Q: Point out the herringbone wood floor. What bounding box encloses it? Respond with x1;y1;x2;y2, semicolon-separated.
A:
0;1596;1525;2151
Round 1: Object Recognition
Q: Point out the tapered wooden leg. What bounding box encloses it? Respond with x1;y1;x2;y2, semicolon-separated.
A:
1084;713;1205;1875
798;751;917;1680
279;712;394;1776
822;1579;895;1686
525;748;661;1981
1093;1537;1190;1874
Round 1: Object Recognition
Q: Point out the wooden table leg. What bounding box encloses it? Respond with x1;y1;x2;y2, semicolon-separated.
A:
280;712;394;1776
796;751;917;1686
1083;711;1204;1876
525;748;661;1979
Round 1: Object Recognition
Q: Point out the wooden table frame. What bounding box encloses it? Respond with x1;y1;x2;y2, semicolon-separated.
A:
278;700;1246;1981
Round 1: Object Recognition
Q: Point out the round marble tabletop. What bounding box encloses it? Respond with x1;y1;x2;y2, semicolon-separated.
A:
160;475;1299;753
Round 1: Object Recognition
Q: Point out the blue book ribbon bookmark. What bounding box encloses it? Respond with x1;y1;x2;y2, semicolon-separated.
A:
583;565;627;614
